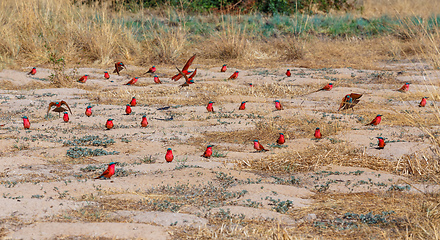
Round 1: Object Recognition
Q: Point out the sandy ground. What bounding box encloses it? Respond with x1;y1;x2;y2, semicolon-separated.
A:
0;62;439;239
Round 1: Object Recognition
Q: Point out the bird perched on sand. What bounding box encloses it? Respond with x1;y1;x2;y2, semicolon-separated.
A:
125;77;138;85
130;97;136;107
239;101;247;110
277;133;285;145
125;104;132;115
286;69;291;77
419;97;428;107
141;115;148;127
221;64;227;72
104;71;110;79
366;114;382;126
63;112;69;122
397;82;410;93
228;71;239;80
106;119;114;130
77;75;88;83
253;139;268;152
172;54;196;81
85;106;92;117
22;116;30;129
338;93;363;111
113;62;126;75
376;137;385;149
317;83;333;91
146;66;156;74
314;128;322;139
95;162;118;179
165;148;174;162
202;145;214;158
47;101;72;117
274;100;283;110
154;75;162;84
27;67;36;75
206;101;215;112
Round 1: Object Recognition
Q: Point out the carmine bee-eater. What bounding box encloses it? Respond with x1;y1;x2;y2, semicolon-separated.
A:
130;97;136;107
397;82;410;92
314;128;322;139
22;116;30;129
419;97;428;107
274;100;283;110
366;114;382;126
95;162;118;179
338;93;363;111
104;71;110;79
228;71;239;80
239;101;247;110
177;67;197;87
141;115;148;127
221;64;227;72
286;69;291;77
125;104;132;115
146;66;156;73
207;101;215;112
113;62;126;75
63;112;69;122
248;83;253;87
376;137;385;149
317;83;333;91
125;77;138;85
154;75;162;84
78;75;88;83
106;119;114;130
27;67;36;75
172;54;196;81
165;148;174;162
47;101;72;117
202;145;214;158
253;139;269;152
277;133;285;145
85;106;92;117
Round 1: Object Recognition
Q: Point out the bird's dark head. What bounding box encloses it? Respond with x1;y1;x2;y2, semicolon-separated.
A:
377;114;382;117
329;83;333;85
279;133;284;135
85;74;88;76
132;96;136;99
253;139;258;142
424;97;429;99
406;82;410;85
376;137;384;140
274;100;280;103
223;64;226;66
316;127;320;130
152;66;155;68
167;148;172;151
104;71;108;73
33;67;36;69
208;101;214;104
236;71;239;73
190;80;194;83
142;115;146;118
108;118;113;121
109;162;118;166
87;106;92;109
154;75;158;78
119;62;124;66
64;112;68;114
55;102;59;105
207;145;213;148
135;77;139;79
22;116;28;119
126;104;130;106
241;101;247;104
287;69;290;71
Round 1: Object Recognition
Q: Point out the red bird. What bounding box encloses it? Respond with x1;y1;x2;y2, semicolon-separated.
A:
366;114;382;126
207;101;215;112
397;82;410;92
338;93;363;111
317;83;333;91
180;79;194;88
419;97;428;107
27;67;36;75
202;145;214;158
277;133;285;145
376;137;385;149
125;77;138;85
239;101;247;110
146;66;156;73
172;54;196;81
104;71;110;79
22;116;30;129
274;100;283;110
286;69;291;77
130;97;136;107
85;106;92;117
176;67;196;87
63;112;69;122
141;115;148;127
253;140;268;152
106;119;114;130
47;101;72;117
154;75;162;84
165;148;174;162
78;75;88;83
114;62;126;75
228;71;239;80
125;104;132;115
221;64;227;72
314;128;322;139
95;162;118;179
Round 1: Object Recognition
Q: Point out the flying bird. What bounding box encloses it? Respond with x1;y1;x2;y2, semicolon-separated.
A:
376;137;385;149
141;115;148;127
239;101;247;110
47;101;72;117
202;145;214;158
95;162;118;179
125;104;132;115
27;67;36;75
286;69;291;77
154;75;162;84
113;62;126;75
172;54;196;81
206;101;215;112
130;97;136;107
314;128;322;139
397;82;410;93
63;112;69;122
125;77;138;85
253;140;268;152
228;71;239;80
366;114;382;126
176;67;197;87
165;148;174;162
274;100;283;110
106;119;114;130
22;116;30;129
221;64;227;72
146;66;156;73
277;133;285;145
338;93;363;111
419;97;428;107
85;106;92;117
104;71;110;79
77;75;88;83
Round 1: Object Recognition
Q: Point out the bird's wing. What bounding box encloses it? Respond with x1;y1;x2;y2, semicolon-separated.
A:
182;54;196;72
188;68;197;79
350;93;363;100
60;101;72;114
176;67;189;83
114;63;120;75
47;102;56;115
